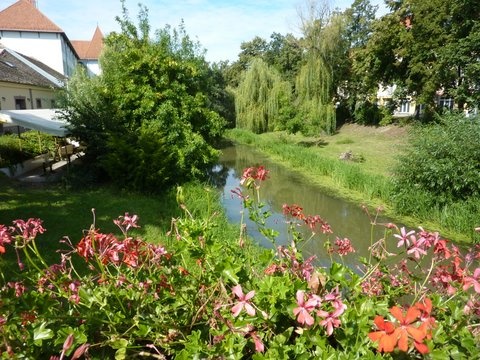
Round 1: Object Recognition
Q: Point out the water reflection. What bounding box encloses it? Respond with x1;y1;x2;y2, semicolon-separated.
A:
211;144;395;269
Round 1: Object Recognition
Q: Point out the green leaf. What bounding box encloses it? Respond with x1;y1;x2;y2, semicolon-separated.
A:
33;322;54;346
222;267;239;284
115;347;127;360
329;262;347;281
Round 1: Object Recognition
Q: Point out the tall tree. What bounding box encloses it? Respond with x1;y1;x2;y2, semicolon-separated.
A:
225;36;269;88
60;1;226;192
342;0;379;123
361;0;480;115
295;0;344;135
235;58;291;133
264;32;303;83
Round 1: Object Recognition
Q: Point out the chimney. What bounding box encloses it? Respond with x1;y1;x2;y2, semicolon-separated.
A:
26;0;38;7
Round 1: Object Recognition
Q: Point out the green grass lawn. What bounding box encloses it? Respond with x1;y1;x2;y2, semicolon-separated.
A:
0;175;228;269
266;123;409;177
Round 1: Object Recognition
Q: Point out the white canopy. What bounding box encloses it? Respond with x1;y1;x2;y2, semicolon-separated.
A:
0;109;71;137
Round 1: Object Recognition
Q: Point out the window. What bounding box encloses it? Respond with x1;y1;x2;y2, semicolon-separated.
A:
439;97;453;110
15;97;26;110
36;98;42;109
51;99;56;108
399;99;410;113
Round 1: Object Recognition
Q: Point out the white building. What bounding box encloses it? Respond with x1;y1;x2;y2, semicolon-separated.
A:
0;0;103;78
71;26;104;76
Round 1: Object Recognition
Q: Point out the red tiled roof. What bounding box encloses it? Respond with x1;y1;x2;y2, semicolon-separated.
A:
71;40;90;58
0;0;63;33
71;26;104;60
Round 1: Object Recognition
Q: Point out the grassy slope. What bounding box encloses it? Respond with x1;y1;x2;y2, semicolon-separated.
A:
226;124;404;207
273;123;408;177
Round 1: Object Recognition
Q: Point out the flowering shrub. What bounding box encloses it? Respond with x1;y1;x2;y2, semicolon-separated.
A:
0;166;479;358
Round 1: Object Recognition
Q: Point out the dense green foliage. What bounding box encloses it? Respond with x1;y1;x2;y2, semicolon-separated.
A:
0;169;479;358
394;114;480;202
60;2;226;192
392;114;480;236
358;0;480;115
235;59;292;133
0;131;56;168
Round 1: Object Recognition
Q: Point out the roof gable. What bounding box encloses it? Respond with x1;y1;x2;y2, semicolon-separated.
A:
0;0;63;33
72;26;104;60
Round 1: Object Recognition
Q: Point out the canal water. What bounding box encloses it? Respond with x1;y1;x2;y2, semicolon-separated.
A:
210;143;396;270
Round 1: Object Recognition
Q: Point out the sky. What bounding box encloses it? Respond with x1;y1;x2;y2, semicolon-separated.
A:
0;0;386;63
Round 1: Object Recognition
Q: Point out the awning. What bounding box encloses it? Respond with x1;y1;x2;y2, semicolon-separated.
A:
0;109;71;137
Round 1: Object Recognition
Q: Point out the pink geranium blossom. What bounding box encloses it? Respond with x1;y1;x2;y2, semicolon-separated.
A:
293;290;318;326
463;268;480;294
317;309;342;336
406;236;427;259
231;284;256;317
250;331;265;353
394;227;415;248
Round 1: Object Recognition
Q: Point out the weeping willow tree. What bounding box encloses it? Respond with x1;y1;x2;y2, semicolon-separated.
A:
235;58;291;133
295;1;347;135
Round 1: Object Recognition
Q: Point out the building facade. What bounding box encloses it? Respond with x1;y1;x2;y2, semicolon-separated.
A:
0;0;103;78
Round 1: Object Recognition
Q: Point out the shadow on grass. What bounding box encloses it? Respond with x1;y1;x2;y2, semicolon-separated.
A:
297;138;329;148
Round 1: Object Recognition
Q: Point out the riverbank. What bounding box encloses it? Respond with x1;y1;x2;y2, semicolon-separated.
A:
225;126;474;243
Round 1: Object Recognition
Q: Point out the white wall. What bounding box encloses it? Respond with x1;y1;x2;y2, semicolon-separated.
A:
0;31;77;76
80;59;101;76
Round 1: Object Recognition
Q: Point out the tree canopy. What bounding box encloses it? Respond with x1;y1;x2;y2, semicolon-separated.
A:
359;0;480;113
60;2;226;192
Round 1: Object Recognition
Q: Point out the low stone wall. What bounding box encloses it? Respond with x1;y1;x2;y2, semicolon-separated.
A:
0;154;49;178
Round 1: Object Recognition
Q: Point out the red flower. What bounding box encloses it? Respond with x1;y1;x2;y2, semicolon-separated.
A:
240;166;269;188
369;302;432;354
368;315;397;353
389;306;426;353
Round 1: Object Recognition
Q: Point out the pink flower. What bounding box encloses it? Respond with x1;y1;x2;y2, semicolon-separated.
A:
231;284;256;317
239;166;269;188
255;166;269;181
293;290;317;326
406;236;427;259
114;213;140;234
0;225;12;253
317;310;342;336
394;227;415;248
324;287;347;318
12;218;45;242
250;331;264;353
463;268;480;293
332;237;355;256
8;281;25;297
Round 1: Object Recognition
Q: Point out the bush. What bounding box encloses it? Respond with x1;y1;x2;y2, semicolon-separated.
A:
393;113;480;204
353;101;382;125
0;131;56;168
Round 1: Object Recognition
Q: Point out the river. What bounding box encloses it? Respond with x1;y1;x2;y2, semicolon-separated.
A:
210;143;397;270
